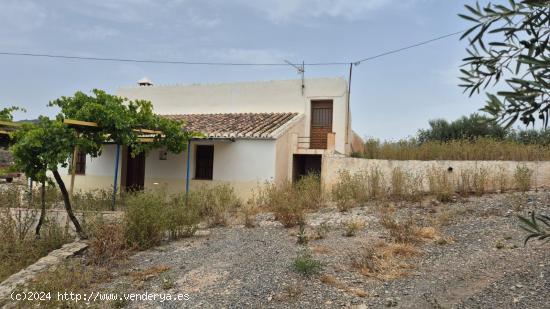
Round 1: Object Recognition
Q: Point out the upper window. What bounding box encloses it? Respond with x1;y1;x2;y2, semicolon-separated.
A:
195;145;214;180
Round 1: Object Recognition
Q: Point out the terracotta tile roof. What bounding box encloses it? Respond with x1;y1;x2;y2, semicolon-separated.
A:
163;112;300;139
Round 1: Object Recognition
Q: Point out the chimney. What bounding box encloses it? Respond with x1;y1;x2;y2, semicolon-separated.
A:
137;77;153;87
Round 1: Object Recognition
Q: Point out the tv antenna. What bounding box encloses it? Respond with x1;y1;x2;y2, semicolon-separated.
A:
284;60;305;96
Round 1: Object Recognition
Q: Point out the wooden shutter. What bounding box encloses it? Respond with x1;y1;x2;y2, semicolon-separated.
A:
195;145;214;180
75;151;86;175
310;100;333;149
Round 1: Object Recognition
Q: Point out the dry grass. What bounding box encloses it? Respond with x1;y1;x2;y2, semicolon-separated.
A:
331;170;368;211
130;264;171;282
190;183;241;227
514;165;534;192
431;206;470;227
311;244;332;255
379;213;421;244
416;226;438;240
87;220;129;266
313;221;330;240
256;174;323;227
241;201;258;228
389;167;423;202
368;166;386;200
493;165;510;193
354;137;550;161
8;260;96;309
427;167;454;202
320;274;368;297
351;241;420;280
342;219;364;237
0;207;73;282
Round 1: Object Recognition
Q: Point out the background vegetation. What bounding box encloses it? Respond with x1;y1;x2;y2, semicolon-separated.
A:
354;113;550;161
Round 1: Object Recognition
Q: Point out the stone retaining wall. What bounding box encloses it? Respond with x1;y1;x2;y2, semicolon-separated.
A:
0;241;88;303
321;155;550;191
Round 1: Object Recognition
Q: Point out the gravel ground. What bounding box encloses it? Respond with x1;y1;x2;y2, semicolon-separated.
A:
99;192;550;309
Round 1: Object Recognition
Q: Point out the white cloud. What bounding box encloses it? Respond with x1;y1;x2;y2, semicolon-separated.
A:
238;0;415;23
204;48;292;64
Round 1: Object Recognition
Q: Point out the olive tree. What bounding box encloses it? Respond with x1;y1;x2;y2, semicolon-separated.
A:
11;90;193;239
459;0;550;127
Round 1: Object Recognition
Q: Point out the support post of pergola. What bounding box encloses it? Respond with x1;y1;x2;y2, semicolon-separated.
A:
112;144;121;210
185;140;192;205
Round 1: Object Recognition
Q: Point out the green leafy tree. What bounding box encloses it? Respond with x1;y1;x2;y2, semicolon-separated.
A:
417;113;508;142
11;90;194;239
0;106;23;122
11;117;78;237
459;1;550;128
0;106;25;148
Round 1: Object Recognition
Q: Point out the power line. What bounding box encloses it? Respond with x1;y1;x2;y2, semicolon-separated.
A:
0;30;465;67
354;30;465;64
0;51;345;66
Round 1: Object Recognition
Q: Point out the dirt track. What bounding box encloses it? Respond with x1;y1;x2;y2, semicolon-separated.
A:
99;192;550;308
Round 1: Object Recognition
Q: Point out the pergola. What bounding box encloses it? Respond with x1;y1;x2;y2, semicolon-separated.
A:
0;118;195;209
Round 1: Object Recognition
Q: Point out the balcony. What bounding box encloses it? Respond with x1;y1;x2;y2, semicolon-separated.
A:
292;132;336;155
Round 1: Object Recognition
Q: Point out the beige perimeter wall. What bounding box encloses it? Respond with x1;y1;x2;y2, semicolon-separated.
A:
322;155;550;191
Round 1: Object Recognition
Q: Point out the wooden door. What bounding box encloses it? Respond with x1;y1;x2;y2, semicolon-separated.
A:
125;148;145;191
310;100;333;149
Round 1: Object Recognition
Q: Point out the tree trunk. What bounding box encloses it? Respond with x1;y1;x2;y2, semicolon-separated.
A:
52;169;87;239
35;181;46;238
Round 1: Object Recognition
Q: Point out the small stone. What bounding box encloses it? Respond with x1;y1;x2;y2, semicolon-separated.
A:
385;298;398;307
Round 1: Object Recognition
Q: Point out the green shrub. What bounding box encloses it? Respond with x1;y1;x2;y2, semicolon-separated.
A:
263;181;305;227
314;221;330;239
165;196;200;239
296;221;308;245
294;174;324;211
124;190;203;249
258;176;322;227
331;170;368;212
189;183;240;227
123;191;166;250
293;250;323;276
72;188;127;211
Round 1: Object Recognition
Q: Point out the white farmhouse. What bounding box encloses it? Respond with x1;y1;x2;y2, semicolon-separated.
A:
60;77;363;198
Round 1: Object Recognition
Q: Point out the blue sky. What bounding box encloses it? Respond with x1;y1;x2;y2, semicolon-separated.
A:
0;0;502;140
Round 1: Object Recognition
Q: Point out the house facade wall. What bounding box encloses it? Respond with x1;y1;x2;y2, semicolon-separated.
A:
275;116;306;183
58;141;276;199
117;77;352;155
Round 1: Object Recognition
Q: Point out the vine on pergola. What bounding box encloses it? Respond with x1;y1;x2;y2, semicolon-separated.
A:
11;90;194;239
